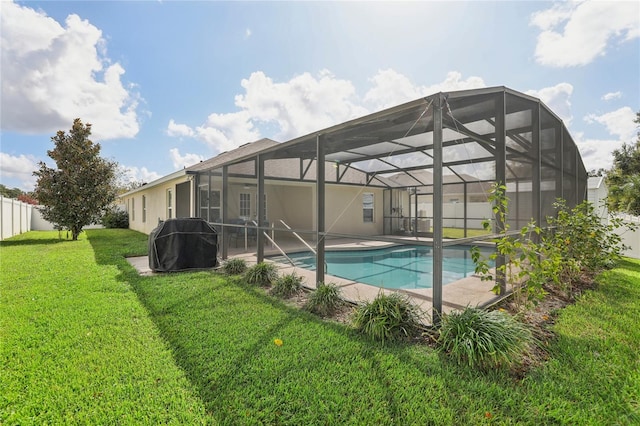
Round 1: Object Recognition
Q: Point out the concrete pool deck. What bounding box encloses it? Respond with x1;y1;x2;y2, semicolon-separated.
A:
128;236;505;325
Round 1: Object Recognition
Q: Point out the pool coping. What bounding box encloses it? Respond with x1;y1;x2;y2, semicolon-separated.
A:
127;236;505;325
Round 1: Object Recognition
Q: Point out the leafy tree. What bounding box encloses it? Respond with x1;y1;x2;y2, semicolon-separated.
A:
33;119;118;240
115;177;146;195
0;184;24;199
17;193;38;205
606;111;640;215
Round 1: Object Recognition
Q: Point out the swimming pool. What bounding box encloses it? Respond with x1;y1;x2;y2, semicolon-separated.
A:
268;245;494;290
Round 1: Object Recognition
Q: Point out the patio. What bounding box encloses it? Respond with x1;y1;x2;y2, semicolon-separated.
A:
128;235;504;324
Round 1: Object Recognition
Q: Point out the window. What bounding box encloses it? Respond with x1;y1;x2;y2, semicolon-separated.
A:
198;185;221;221
240;193;251;218
142;195;147;223
131;198;135;221
166;188;173;219
363;192;374;223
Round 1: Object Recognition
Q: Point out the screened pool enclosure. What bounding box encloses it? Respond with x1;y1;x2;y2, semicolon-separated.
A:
187;86;587;321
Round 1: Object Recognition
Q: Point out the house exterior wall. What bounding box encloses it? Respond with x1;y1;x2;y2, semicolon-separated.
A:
210;180;384;239
322;184;385;237
267;184;313;232
122;175;191;235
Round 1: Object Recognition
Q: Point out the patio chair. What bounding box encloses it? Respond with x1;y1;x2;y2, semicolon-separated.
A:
227;218;246;248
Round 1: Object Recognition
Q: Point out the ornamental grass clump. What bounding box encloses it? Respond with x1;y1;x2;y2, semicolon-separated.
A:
244;262;278;287
272;273;303;298
222;258;247;275
353;291;424;344
305;283;343;317
437;306;533;370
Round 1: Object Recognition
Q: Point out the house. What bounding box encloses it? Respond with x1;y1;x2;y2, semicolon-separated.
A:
119;86;588;318
120;138;392;238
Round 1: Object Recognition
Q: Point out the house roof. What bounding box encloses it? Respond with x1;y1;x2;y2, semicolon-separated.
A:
192;86;581;186
588;176;605;190
125;86;586;195
186;138;281;173
187;137;397;188
119;168;187;198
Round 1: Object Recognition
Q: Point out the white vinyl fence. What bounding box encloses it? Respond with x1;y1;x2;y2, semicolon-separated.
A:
1;196;34;240
1;196;109;240
613;214;640;260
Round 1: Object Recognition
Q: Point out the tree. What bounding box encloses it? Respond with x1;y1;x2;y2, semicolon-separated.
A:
0;184;24;199
33;119;118;240
606;111;640;215
17;193;38;205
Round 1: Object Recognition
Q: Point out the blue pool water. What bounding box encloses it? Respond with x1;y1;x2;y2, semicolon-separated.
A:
269;245;494;290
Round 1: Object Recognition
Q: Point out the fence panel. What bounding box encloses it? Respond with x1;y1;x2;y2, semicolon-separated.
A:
0;196;33;240
616;215;640;260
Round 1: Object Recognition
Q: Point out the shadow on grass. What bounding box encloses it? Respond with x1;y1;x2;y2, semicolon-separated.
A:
89;229;600;423
617;258;640;274
85;230;417;422
0;236;67;247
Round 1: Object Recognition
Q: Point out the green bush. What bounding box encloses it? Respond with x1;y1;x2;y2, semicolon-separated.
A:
437;307;533;370
222;258;247;275
353;291;423;344
272;273;303;298
545;200;636;278
471;183;549;311
305;283;343;317
244;262;278;287
100;207;129;228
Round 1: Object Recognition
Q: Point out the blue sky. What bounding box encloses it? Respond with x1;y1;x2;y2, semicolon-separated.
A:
1;0;639;191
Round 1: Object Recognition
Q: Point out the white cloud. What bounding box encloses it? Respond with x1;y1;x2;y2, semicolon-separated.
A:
235;70;368;140
0;152;39;190
364;70;486;110
574;132;626;171
167;69;490;155
195;110;261;152
584;106;637;141
0;1;141;140
531;1;640;67
169;148;204;169
166;119;195;138
119;165;162;185
526;83;574;124
601;91;622;101
245;28;252;38
364;70;425;110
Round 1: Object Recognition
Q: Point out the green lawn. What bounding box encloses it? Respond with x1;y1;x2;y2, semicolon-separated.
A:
2;229;639;425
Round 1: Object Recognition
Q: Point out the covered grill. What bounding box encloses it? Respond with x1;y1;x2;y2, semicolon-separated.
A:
148;218;218;272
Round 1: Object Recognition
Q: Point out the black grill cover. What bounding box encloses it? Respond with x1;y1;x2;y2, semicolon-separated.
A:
148;218;218;272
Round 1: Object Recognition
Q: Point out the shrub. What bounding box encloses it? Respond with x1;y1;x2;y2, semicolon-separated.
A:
222;258;247;275
471;183;552;311
100;207;129;228
305;283;343;317
244;262;278;287
353;291;423;344
272;273;303;298
545;200;636;279
437;307;533;370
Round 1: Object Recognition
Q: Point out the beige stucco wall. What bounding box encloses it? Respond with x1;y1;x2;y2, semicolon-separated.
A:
121;175;192;235
220;181;384;239
322;184;384;236
122;172;385;239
